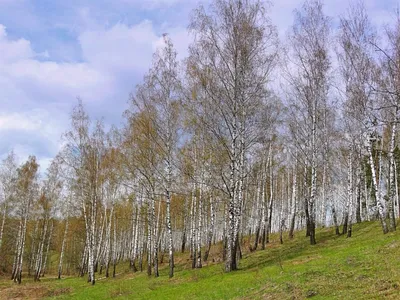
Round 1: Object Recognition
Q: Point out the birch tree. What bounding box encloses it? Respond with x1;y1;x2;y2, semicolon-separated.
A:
0;151;18;253
11;156;39;283
373;11;400;232
124;109;160;277
33;157;62;281
284;0;331;245
128;35;181;278
57;193;70;279
337;3;390;234
188;0;277;271
62;101;107;285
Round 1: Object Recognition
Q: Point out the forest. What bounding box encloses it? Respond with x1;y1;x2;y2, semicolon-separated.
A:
0;0;399;296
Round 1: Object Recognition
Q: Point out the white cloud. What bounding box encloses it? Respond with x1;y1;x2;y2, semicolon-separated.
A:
79;21;157;72
6;60;115;105
0;109;64;173
79;21;189;73
118;0;185;10
0;25;34;62
0;19;189;172
0;111;42;131
0;24;110;171
0;24;116;106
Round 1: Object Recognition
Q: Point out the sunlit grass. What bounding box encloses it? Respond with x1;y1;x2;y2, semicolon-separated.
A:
0;221;399;299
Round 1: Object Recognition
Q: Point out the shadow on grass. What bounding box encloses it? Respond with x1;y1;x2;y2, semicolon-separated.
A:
239;225;359;272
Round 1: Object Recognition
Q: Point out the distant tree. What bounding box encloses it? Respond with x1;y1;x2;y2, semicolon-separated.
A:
33;157;62;281
11;156;39;283
0;151;18;253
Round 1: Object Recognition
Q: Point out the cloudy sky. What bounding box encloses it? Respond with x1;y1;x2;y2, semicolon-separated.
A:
0;0;397;171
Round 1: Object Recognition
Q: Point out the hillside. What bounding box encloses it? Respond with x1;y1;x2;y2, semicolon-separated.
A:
0;221;399;300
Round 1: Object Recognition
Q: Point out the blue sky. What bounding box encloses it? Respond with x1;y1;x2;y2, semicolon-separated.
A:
0;0;397;171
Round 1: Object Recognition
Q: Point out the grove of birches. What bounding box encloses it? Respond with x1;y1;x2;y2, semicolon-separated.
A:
1;0;400;285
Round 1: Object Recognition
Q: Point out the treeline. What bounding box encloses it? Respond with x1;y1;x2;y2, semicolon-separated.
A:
0;0;399;285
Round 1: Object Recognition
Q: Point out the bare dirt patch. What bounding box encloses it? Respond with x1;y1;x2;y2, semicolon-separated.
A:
0;285;71;300
290;255;322;265
0;286;48;300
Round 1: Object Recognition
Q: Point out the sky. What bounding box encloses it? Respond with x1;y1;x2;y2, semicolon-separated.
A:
0;0;397;172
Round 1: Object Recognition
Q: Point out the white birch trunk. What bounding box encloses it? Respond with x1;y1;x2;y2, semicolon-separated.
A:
190;181;197;269
204;193;215;261
112;211;117;277
11;219;22;280
196;177;203;269
152;191;158;277
289;164;297;239
309;98;317;245
146;198;152;276
41;219;53;278
95;207;106;270
58;216;69;279
15;202;30;283
0;204;6;251
166;159;174;277
388;115;397;231
366;137;388;234
226;123;237;272
105;206;113;277
132;203;140;271
34;218;48;281
395;161;400;219
345;152;353;237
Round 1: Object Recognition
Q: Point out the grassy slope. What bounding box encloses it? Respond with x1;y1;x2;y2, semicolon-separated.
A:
0;221;399;299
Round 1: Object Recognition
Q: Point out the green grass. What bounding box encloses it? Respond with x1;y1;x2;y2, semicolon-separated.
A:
1;221;399;299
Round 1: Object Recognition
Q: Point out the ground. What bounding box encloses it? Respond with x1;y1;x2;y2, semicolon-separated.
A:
0;221;399;299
